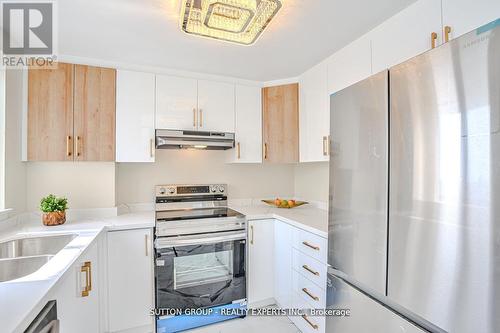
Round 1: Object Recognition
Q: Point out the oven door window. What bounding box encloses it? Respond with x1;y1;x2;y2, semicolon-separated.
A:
155;239;246;311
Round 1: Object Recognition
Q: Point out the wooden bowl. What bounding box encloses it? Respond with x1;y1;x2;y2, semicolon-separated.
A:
261;199;308;209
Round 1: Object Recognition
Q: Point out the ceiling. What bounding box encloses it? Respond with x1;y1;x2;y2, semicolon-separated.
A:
58;0;417;81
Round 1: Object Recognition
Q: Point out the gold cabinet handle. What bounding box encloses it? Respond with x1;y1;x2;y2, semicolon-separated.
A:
75;136;81;157
302;264;320;276
302;287;320;301
145;234;149;256
150;138;155;158
264;143;268;160
302;241;320;251
237;142;241;159
81;261;92;297
193;108;197;127
66;136;72;157
431;32;438;49
301;315;319;330
199;109;203;127
326;135;330;156
250;225;254;245
444;26;451;43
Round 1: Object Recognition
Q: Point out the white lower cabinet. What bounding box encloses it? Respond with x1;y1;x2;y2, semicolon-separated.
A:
274;220;293;308
50;238;100;333
107;228;154;333
247;219;275;307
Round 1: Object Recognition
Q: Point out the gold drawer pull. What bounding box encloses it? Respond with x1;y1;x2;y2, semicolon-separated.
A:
250;225;254;245
145;234;149;256
75;136;81;157
199;109;203;127
193;108;197;127
66;136;72;157
301;314;319;330
263;143;268;160
302;264;319;276
237;142;241;159
150;138;155;158
431;32;438;49
81;261;92;297
302;288;319;301
444;25;451;43
302;241;320;251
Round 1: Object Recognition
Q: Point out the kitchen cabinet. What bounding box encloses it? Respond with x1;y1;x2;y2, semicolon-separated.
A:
156;75;235;133
274;220;293;308
247;219;275;307
371;0;443;74
327;34;372;94
262;83;299;163
156;75;198;131
51;239;100;333
27;63;74;161
228;84;262;163
441;0;500;42
27;62;116;161
116;70;156;162
197;80;235;132
107;228;154;333
73;64;116;161
299;61;329;162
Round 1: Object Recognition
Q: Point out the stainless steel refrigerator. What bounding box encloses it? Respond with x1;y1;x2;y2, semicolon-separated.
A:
327;19;500;333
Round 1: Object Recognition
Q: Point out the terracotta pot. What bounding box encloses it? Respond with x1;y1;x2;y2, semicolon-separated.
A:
42;211;66;226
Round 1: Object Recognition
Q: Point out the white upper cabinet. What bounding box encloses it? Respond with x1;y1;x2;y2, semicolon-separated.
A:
116;70;156;162
371;0;443;73
327;34;372;95
299;61;329;162
197;80;235;132
442;0;500;41
229;84;262;163
156;75;198;131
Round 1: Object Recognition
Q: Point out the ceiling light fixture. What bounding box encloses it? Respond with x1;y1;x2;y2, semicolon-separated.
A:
180;0;282;45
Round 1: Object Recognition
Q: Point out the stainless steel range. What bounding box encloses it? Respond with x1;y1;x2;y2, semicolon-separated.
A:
154;184;247;333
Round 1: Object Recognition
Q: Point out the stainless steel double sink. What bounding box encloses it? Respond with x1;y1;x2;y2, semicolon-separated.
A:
0;234;77;282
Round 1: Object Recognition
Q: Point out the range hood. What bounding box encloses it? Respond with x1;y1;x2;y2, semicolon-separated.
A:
155;129;234;150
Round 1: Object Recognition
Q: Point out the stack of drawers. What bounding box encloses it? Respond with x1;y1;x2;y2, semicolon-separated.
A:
290;229;328;333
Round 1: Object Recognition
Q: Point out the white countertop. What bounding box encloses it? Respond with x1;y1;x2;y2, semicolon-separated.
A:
0;203;327;332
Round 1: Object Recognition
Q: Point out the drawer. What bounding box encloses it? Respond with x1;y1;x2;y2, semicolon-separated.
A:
293;229;327;264
291;292;326;333
292;248;327;290
292;269;326;308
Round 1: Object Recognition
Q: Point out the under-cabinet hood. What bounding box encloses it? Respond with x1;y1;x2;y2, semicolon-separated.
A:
155;129;234;150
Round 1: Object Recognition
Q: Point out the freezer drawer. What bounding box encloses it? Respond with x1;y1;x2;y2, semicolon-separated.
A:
325;273;427;333
388;21;500;333
329;70;388;295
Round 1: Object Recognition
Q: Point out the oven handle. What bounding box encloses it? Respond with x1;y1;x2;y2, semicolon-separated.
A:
155;231;246;248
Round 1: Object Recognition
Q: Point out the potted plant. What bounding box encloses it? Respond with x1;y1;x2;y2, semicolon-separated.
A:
40;194;68;226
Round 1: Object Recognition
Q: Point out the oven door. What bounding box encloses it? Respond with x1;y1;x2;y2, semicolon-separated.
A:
155;230;246;311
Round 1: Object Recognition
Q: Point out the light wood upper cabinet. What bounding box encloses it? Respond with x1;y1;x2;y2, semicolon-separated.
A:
28;63;74;161
74;65;116;161
442;0;500;42
27;62;116;161
262;83;299;163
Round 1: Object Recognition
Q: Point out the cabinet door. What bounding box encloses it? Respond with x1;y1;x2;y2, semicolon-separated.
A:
230;85;262;163
299;61;329;162
116;70;156;162
53;241;100;333
274;220;293;308
197;80;235;132
73;64;116;161
156;75;198;131
371;0;442;73
442;0;500;41
27;63;74;161
107;229;154;332
327;35;372;94
262;83;299;163
248;219;275;306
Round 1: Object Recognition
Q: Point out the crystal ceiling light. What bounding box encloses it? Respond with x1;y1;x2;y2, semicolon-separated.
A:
180;0;282;45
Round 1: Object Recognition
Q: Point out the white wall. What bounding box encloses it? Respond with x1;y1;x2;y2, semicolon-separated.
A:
116;150;295;205
294;162;329;203
4;69;27;214
25;162;116;211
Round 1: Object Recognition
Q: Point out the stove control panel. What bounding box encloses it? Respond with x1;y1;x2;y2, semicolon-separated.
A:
156;184;227;197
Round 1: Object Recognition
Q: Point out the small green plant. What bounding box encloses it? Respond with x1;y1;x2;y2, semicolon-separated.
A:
40;194;68;213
